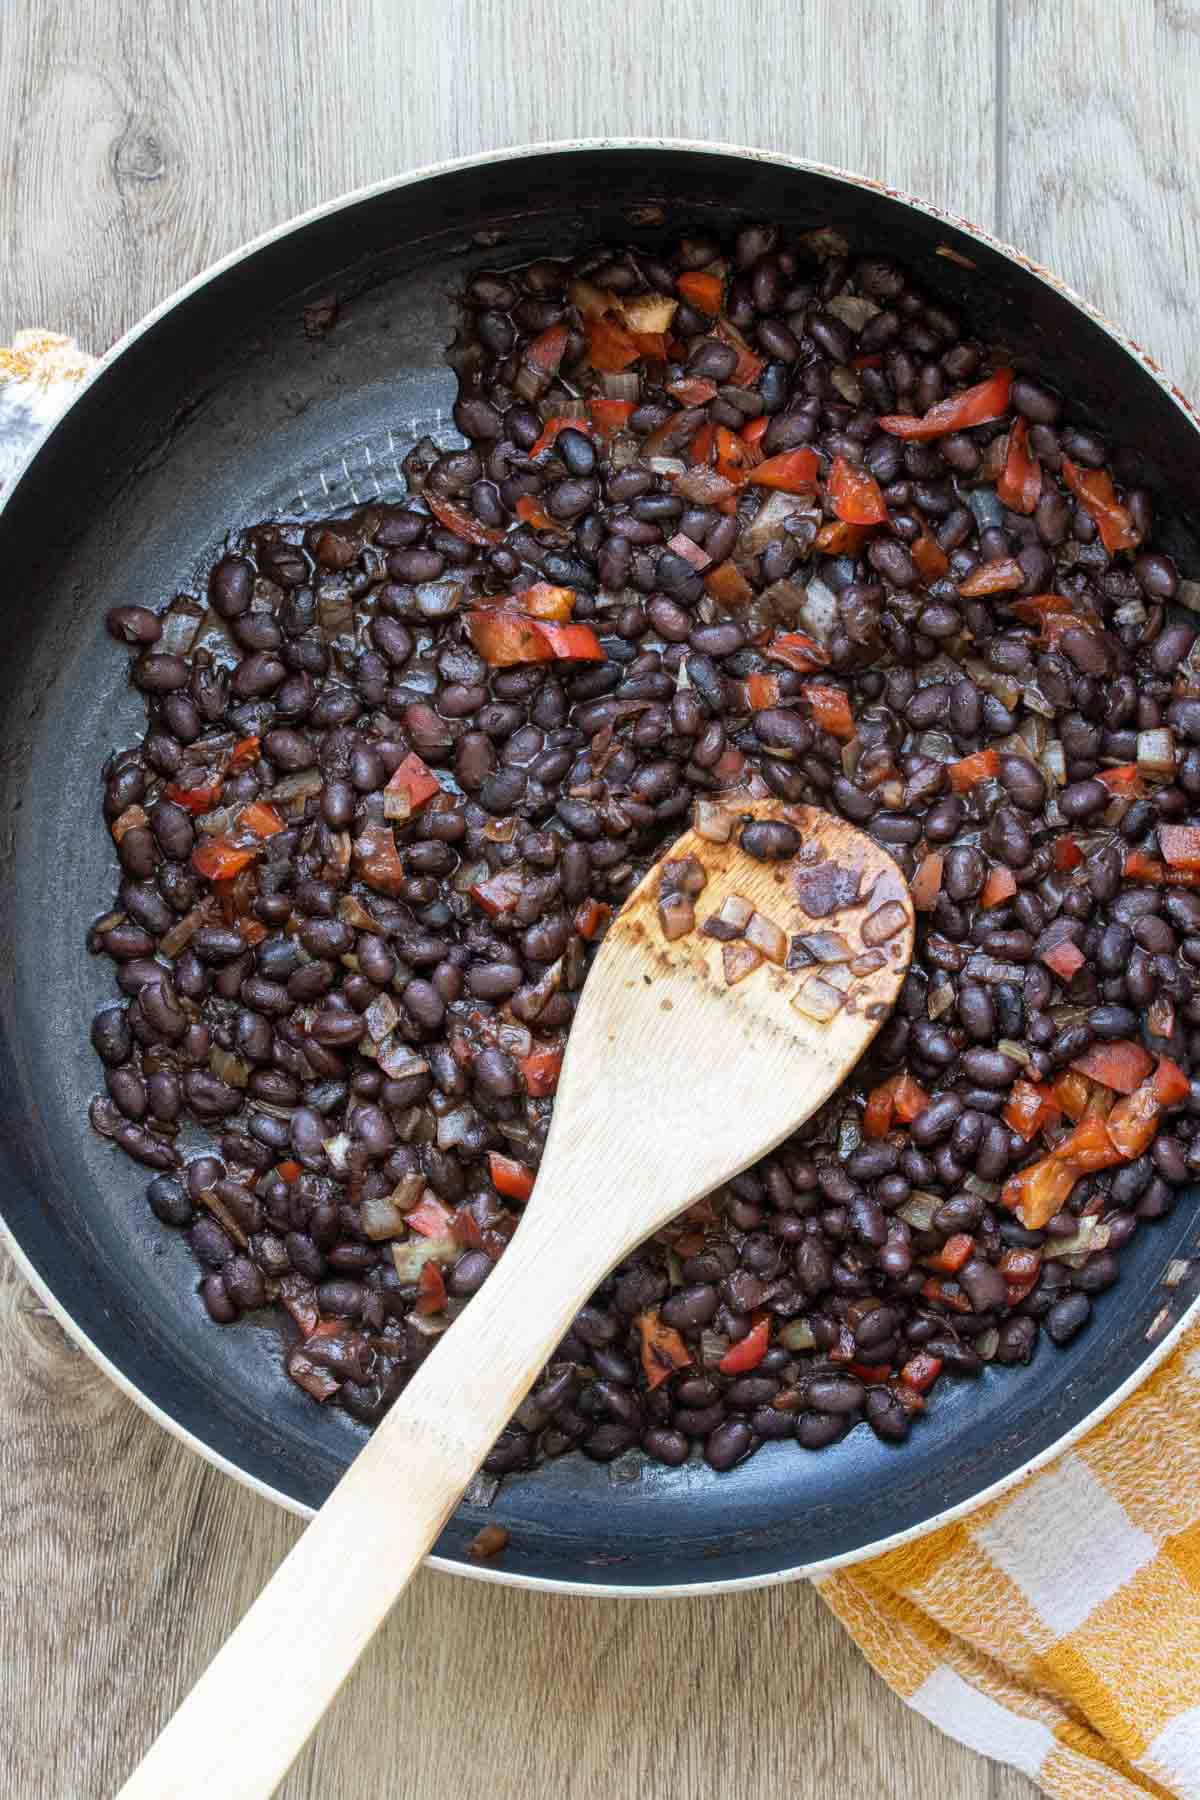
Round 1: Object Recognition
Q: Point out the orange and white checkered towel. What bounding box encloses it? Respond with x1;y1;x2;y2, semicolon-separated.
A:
820;1314;1200;1798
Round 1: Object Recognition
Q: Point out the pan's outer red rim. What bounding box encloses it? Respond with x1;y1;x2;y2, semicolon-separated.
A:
5;136;1199;1599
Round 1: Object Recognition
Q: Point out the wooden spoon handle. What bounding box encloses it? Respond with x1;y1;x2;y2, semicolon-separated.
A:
115;1209;602;1800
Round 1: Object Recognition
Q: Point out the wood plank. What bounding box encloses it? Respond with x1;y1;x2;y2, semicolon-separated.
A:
0;1;1013;1795
1005;0;1200;398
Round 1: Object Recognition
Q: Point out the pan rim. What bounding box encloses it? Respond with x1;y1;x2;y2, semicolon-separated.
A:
5;134;1200;1597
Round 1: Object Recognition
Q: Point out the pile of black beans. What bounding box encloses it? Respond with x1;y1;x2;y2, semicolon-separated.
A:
89;218;1200;1478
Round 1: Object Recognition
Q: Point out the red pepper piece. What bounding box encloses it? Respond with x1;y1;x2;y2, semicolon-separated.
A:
948;747;999;792
828;454;888;524
911;532;950;582
525;322;569;376
899;1352;943;1394
192;838;258;882
385;752;440;816
748;448;820;494
415;1260;447;1315
1154;1057;1191;1108
585;316;640;373
980;865;1017;908
1159;825;1200;870
1070;1039;1154;1095
800;682;854;741
637;1310;693;1388
588;397;636;439
488;1153;534;1202
521;1045;563;1097
676;271;724;315
766;631;831;673
923;1233;974;1275
1061;458;1142;554
704;561;754;607
1041;939;1085;982
878;368;1013;440
407;1195;455;1238
996;416;1043;514
957;556;1026;598
425;491;502;547
573;897;611;940
718;1315;770;1374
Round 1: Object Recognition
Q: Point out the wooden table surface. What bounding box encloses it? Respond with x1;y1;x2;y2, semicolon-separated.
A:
2;2;1198;1795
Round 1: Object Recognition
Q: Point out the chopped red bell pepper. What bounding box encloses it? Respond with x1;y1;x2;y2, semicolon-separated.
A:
713;317;764;387
638;1310;693;1388
1159;825;1200;870
877;367;1013;440
714;425;752;483
1004;1079;1061;1141
1096;763;1143;795
892;1073;930;1123
525;322;569;376
425;491;502;547
468;869;525;918
718;1315;771;1374
957;556;1026;598
1052;835;1083;872
630;331;668;363
863;1081;897;1140
996;416;1042;515
238;917;267;948
1070;1039;1154;1095
1106;1082;1161;1160
748;448;820;494
846;1361;894;1387
1123;849;1200;888
528;416;593;460
998;1246;1042;1305
585;316;640;373
814;520;871;555
537;623;606;662
980;865;1018;908
666;376;718;406
228;734;260;772
948;747;999;793
676;271;724;315
385;752;440;817
899;1352;943;1394
488;1152;535;1202
767;631;831;673
712;746;747;785
573;897;611;940
1056;1113;1125;1172
165;778;225;816
920;1277;974;1314
828;454;888;525
192;838;259;881
1154;1057;1190;1108
515;494;560;533
1001;1157;1078;1231
1061;458;1142;554
742;672;780;710
911;532;950;582
689;421;715;466
1052;1069;1093;1123
1041;939;1085;983
276;1159;303;1184
668;532;712;572
923;1232;974;1275
910;851;944;912
741;415;770;453
588;397;636;439
415;1260;447;1315
513;582;576;622
800;682;855;741
704;560;754;606
465;609;553;666
521;1045;563;1097
407;1194;455;1238
353;819;405;896
239;801;284;839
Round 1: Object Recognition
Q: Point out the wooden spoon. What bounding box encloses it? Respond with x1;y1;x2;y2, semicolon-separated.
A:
117;799;914;1800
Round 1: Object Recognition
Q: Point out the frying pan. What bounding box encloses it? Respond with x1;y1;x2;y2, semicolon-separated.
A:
2;139;1198;1597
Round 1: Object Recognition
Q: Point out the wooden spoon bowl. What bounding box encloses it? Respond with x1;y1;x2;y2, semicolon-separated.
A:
119;798;914;1800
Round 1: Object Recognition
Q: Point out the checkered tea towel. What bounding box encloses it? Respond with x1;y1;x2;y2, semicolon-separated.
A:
820;1313;1200;1798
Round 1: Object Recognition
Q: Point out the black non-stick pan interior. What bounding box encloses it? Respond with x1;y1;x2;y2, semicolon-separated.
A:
3;144;1199;1590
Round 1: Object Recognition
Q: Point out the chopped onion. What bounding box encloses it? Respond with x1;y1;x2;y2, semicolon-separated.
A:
997;1038;1032;1067
745;910;787;965
694;798;734;843
898;1191;941;1231
760;577;810;621
1138;728;1177;777
360;1195;407;1241
318;591;355;637
159;900;214;958
337;895;378;931
376;1039;430;1082
158;600;205;655
658;892;695;941
520;956;564;1019
861;900;908;946
715;893;754;935
828;366;862;404
1046;1219;1111;1262
389;1172;426;1214
382;786;412;823
1177;578;1200;614
599;370;640;404
1114;598;1147;631
269;771;323;808
210;1047;249;1089
826;294;881;331
1022;681;1058;719
323;1131;352;1173
967;487;1003;530
496;1021;533;1059
799;930;852;964
927;977;956;1019
975;1328;1000;1362
390;1235;456;1281
798;575;839;645
723;941;763;984
962;1173;1000;1202
1040;737;1066;789
741;490;806;555
791;974;845;1020
700;1328;731;1368
364;994;399;1044
414;581;464;620
620;292;678;334
437;1107;477;1152
779;1318;817;1352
